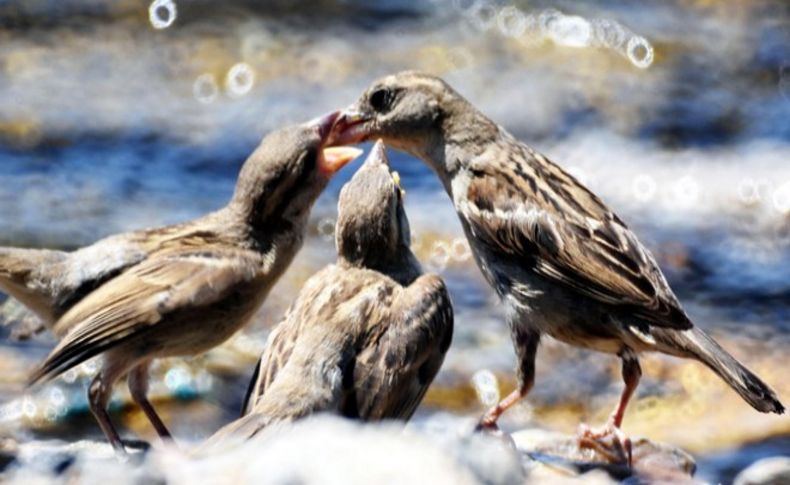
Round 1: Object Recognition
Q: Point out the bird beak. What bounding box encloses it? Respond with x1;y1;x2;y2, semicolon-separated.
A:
366;139;389;166
319;146;364;176
329;107;372;146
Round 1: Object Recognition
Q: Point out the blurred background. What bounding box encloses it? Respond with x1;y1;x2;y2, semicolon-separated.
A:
0;0;787;482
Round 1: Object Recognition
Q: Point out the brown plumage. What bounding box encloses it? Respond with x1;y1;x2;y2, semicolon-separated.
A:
331;71;784;462
203;141;453;450
1;112;362;452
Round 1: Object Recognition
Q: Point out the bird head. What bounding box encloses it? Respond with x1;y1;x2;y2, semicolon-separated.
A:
330;71;478;160
336;140;411;268
232;111;363;226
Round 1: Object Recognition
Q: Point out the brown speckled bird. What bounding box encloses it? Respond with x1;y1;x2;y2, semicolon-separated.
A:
0;113;362;452
331;71;784;463
203;141;453;448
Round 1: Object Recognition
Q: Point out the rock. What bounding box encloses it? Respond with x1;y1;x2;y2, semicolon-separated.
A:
163;415;523;485
0;416;703;485
734;457;790;485
0;438;153;483
512;428;697;483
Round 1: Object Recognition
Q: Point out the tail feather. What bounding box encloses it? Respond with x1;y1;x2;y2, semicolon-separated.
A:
0;246;67;328
679;327;784;414
0;246;65;285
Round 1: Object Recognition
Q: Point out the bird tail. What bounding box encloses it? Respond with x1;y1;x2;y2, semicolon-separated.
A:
0;246;63;285
195;412;276;456
669;327;785;414
0;246;66;333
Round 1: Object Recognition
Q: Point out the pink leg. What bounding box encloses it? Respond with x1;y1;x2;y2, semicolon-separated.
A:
477;329;540;430
578;349;642;465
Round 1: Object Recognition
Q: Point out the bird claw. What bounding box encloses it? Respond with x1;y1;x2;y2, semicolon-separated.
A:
474;416;500;433
473;418;518;450
576;421;633;467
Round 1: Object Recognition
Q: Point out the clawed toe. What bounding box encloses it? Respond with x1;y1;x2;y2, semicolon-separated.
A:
473;418;517;450
576;422;633;466
474;417;500;433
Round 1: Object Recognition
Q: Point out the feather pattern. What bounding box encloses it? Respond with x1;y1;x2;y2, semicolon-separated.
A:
339;70;783;421
458;141;692;329
212;140;454;445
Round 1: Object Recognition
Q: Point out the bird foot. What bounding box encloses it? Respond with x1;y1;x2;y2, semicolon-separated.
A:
121;438;152;452
474;415;500;433
576;421;632;466
473;417;517;450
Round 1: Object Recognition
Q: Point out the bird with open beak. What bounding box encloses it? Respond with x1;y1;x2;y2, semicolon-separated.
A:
1;112;362;453
201;140;453;450
329;72;784;464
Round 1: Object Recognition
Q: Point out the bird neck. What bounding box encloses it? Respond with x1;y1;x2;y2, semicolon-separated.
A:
338;242;421;286
419;103;499;177
228;153;325;236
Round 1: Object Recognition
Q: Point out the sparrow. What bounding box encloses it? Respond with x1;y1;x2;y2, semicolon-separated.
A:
330;71;784;463
203;140;453;449
0;112;363;453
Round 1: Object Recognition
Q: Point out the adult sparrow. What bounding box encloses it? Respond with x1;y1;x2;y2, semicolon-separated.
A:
0;112;362;452
331;72;784;463
203;141;453;448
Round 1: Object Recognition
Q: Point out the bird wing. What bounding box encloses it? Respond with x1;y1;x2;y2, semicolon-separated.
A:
351;273;454;420
461;147;691;329
241;266;342;415
240;323;297;416
199;411;282;454
30;247;260;384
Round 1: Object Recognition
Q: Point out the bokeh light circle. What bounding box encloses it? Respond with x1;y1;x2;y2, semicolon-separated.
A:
592;18;627;49
225;63;256;97
771;181;790;213
317;218;336;241
472;369;500;407
626;36;655;69
737;178;761;204
548;15;592;48
467;1;498;31
672;175;700;206
632;174;657;202
193;73;219;104
497;6;527;38
149;0;177;30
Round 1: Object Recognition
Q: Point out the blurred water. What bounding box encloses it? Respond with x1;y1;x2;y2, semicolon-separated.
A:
0;0;788;479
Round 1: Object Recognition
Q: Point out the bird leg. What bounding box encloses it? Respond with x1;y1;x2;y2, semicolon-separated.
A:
578;349;642;465
88;364;127;454
477;328;540;431
128;361;172;442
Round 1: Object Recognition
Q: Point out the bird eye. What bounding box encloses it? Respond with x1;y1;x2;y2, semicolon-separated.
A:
369;88;394;113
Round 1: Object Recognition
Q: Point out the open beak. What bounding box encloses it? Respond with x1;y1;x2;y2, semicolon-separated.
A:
328;107;372;146
311;111;341;141
319;146;364;175
308;111;363;175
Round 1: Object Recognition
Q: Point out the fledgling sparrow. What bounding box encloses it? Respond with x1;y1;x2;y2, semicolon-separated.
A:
0;112;363;452
331;71;784;463
203;141;453;449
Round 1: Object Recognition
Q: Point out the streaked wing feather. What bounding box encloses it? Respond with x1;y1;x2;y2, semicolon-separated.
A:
243;323;298;416
464;148;691;329
30;249;259;384
353;274;453;420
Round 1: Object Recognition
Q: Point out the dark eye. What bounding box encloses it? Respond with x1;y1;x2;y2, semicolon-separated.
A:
369;88;394;113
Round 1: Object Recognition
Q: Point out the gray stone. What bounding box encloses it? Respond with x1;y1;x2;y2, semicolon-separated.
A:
735;457;790;485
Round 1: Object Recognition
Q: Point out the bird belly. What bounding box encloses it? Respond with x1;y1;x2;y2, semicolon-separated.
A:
132;280;271;358
498;265;626;355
